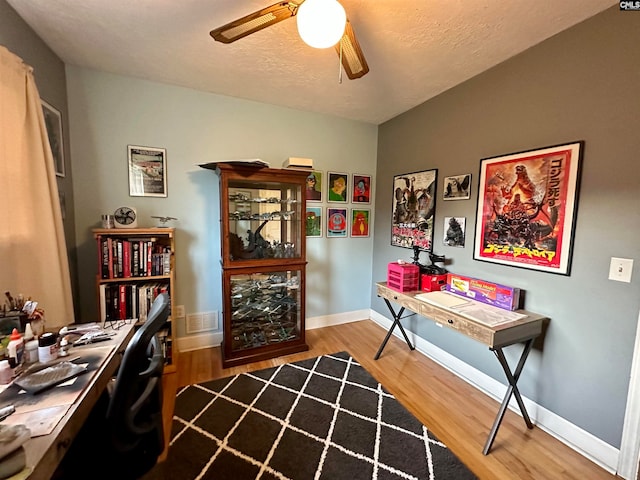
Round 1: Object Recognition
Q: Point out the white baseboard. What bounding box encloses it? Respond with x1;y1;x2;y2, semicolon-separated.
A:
368;309;619;474
177;331;223;352
306;309;370;330
174;308;619;474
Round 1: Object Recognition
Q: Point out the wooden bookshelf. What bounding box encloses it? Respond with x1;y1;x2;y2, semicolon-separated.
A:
92;227;177;460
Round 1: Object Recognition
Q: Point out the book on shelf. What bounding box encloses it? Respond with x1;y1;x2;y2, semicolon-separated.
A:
96;236;171;280
100;282;170;324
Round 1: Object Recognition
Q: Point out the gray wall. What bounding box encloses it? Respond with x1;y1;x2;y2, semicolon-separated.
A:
374;6;639;448
0;0;79;316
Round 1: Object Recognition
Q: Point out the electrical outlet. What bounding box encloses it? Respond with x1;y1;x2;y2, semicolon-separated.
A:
175;305;185;318
608;257;633;283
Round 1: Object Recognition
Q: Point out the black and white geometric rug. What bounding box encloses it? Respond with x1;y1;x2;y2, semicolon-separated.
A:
146;352;477;479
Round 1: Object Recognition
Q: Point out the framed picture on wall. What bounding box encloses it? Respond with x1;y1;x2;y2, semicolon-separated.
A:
306;206;323;237
128;145;168;197
391;169;437;250
305;170;323;202
443;216;465;247
352;174;372;204
443;174;471;200
327;207;347;237
41;100;65;177
351;209;371;237
327;171;348;203
473;141;584;275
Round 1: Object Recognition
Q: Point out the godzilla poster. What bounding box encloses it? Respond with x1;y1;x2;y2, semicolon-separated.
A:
473;142;583;275
391;169;437;250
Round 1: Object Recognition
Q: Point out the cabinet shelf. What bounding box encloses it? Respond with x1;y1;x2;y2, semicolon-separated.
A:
202;163;309;367
98;274;171;284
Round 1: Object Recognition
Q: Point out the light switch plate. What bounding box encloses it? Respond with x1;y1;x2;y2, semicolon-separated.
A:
608;257;633;283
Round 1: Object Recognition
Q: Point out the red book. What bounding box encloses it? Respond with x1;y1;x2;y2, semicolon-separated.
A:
146;241;153;276
123;241;131;278
119;284;127;320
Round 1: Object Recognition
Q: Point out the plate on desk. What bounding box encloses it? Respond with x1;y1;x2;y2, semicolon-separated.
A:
14;362;87;394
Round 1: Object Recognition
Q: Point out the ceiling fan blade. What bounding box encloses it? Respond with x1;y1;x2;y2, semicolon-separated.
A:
210;2;300;44
335;19;369;79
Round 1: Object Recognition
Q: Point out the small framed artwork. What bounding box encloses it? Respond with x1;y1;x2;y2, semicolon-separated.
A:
474;141;583;275
391;169;437;250
444;217;465;247
352;174;372;204
443;174;471;200
327;207;348;237
351;209;371;237
128;145;168;197
41;100;65;177
305;170;323;202
306;206;323;237
327;171;348;203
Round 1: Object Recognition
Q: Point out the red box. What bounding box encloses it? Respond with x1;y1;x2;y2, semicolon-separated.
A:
446;273;521;311
387;262;420;292
420;273;447;292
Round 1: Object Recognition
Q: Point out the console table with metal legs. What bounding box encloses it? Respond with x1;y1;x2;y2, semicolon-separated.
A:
375;282;547;455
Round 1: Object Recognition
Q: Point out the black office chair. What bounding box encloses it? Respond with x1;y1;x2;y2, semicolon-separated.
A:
55;293;170;480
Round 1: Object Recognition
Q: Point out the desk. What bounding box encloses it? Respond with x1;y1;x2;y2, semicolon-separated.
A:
0;323;135;480
375;282;547;455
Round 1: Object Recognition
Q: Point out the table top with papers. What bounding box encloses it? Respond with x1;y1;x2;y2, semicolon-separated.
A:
0;322;135;480
376;282;547;348
415;290;527;326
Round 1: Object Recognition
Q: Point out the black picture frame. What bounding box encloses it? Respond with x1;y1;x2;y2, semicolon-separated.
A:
473;141;583;275
128;145;168;197
41;100;65;177
391;169;437;250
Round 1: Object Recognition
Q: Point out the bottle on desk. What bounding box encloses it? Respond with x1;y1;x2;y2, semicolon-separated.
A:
7;328;24;368
38;332;58;363
0;360;11;384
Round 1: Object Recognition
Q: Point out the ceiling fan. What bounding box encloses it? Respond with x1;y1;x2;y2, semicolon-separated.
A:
210;0;369;80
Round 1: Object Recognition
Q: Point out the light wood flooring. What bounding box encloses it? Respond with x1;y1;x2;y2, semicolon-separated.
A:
174;320;620;480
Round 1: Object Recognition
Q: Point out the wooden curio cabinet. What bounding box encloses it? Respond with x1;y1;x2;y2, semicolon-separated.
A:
201;162;309;367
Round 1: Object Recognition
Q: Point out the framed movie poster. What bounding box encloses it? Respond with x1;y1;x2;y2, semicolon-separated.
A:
128;145;167;197
391;169;437;250
473;141;583;275
327;208;348;238
351;209;370;237
352;174;372;204
327;172;348;203
305;170;323;202
306;206;323;237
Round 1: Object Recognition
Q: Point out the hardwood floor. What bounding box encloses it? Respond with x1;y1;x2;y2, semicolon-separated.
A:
174;320;619;480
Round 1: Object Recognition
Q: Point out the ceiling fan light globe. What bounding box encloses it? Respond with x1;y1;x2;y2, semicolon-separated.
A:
297;0;346;49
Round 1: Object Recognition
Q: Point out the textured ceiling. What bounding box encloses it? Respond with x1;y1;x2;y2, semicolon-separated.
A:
8;0;616;125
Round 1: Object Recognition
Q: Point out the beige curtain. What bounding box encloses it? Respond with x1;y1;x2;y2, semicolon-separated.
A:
0;45;74;329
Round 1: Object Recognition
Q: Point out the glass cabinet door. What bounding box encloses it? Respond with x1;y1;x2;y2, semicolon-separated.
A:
227;182;302;263
228;269;302;353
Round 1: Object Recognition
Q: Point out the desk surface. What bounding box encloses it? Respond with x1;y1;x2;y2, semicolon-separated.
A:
376;282;547;348
0;322;135;480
